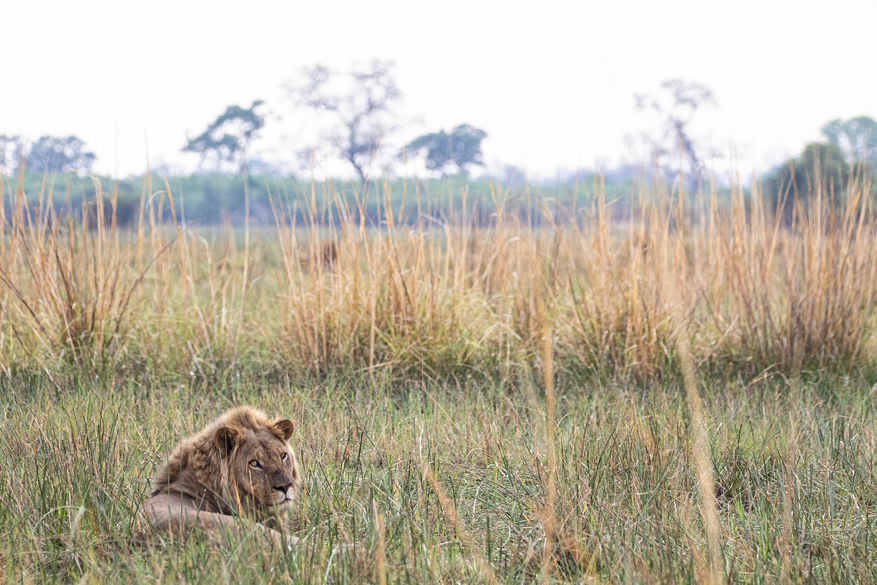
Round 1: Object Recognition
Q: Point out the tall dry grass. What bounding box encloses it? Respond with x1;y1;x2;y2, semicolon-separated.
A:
0;166;874;385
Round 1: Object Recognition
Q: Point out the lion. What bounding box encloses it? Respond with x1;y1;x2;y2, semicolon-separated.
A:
141;406;302;547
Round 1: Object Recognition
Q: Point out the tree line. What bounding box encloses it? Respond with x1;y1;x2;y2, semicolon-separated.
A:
1;65;875;222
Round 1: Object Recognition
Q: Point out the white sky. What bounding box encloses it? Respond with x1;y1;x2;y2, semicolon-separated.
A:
2;0;875;179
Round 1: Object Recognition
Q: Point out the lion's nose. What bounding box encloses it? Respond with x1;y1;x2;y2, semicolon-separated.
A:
273;482;293;493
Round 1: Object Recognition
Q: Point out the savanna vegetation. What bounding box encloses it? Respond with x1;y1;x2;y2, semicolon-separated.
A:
1;160;876;583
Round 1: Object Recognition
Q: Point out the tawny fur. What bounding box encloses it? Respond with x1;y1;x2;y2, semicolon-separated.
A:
141;406;301;546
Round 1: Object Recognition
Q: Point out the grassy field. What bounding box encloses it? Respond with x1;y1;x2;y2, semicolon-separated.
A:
1;169;876;583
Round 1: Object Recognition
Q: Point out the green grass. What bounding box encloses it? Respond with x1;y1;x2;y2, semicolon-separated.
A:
1;372;875;583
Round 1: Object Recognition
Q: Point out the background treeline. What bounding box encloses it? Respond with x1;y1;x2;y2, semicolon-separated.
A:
8;155;876;229
3;170;743;227
3;71;875;227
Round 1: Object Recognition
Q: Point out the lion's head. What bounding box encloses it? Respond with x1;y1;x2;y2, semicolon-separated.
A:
211;409;302;513
148;406;303;526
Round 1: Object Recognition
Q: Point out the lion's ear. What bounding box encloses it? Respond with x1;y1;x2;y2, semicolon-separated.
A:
213;426;244;457
271;419;295;442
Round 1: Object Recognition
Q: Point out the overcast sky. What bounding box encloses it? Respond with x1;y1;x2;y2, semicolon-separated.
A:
2;0;875;179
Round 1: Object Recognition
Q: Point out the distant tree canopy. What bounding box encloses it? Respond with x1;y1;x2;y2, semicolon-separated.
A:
406;124;487;175
821;116;877;168
286;61;401;185
765;116;877;222
26;135;95;173
183;100;266;173
765;142;853;221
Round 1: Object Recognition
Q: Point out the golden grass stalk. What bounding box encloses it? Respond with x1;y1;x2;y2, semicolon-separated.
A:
423;464;499;585
780;414;798;585
539;298;557;583
678;336;723;585
373;501;387;585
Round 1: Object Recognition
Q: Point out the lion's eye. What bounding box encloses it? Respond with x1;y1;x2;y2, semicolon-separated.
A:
249;460;260;468
280;452;288;461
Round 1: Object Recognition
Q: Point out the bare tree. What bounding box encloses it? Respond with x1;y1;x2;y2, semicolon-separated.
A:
285;61;401;185
633;79;716;182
